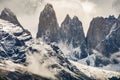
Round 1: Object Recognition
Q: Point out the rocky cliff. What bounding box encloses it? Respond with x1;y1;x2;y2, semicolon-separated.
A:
58;15;87;60
86;15;120;67
36;4;59;42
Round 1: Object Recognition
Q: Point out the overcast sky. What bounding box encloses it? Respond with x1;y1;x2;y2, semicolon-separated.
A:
0;0;120;37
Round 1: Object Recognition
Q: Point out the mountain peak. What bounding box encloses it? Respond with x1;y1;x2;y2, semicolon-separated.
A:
36;3;59;42
45;3;53;9
1;8;15;17
66;14;71;20
0;8;22;27
71;16;82;27
62;14;71;24
43;3;54;13
72;16;79;20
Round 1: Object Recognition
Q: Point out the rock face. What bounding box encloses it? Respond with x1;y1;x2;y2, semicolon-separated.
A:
0;71;51;80
117;15;120;21
36;4;59;42
59;15;87;60
96;22;120;57
86;15;120;67
0;8;23;28
86;16;117;54
36;4;88;61
59;15;85;48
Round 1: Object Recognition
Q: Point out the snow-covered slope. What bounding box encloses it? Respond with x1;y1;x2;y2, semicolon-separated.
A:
25;39;91;80
70;60;120;80
0;19;32;63
0;38;91;80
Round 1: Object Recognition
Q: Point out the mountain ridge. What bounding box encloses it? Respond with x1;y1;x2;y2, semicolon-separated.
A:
0;3;120;80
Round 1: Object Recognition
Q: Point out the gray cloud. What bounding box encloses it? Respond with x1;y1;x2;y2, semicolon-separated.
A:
112;0;120;14
0;0;43;14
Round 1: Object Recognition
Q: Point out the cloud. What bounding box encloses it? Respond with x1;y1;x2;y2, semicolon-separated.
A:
112;0;120;15
26;52;56;79
0;0;43;14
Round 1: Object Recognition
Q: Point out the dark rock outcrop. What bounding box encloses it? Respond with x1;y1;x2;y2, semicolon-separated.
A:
117;15;120;21
36;4;88;60
96;22;120;56
86;16;117;54
59;15;88;59
0;8;23;29
87;15;120;67
0;71;51;80
59;15;85;48
36;4;59;42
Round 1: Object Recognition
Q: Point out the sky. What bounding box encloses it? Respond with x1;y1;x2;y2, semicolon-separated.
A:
0;0;120;37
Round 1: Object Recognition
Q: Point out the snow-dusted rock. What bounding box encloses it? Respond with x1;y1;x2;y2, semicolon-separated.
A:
0;8;32;62
70;60;120;80
0;8;23;28
0;19;32;63
25;39;91;80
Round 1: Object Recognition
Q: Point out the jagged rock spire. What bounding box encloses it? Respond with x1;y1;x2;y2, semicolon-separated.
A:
59;14;87;59
62;14;71;24
36;3;59;42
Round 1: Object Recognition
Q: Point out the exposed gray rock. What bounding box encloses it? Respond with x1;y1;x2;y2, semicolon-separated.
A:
60;15;85;48
0;8;23;29
118;15;120;21
87;15;120;67
36;4;59;42
36;4;88;60
59;15;88;59
86;15;117;54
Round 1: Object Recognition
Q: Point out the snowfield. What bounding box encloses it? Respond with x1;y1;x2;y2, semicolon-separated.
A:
70;60;120;80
